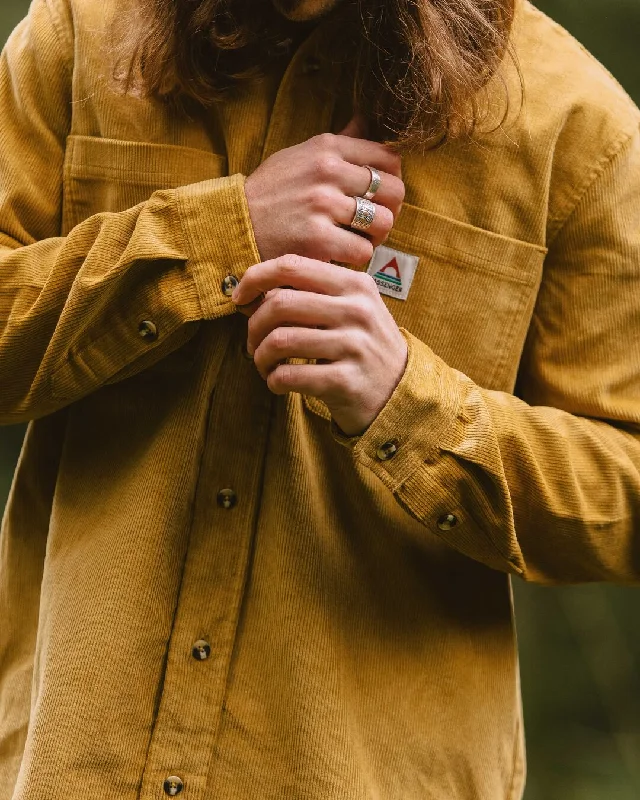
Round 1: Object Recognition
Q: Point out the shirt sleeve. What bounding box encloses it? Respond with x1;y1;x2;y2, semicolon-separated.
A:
0;0;260;424
336;124;640;585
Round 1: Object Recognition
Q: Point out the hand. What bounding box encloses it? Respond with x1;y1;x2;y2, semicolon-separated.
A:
232;254;408;436
244;122;405;267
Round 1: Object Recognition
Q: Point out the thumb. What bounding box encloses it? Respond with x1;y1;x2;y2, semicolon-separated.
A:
338;111;369;139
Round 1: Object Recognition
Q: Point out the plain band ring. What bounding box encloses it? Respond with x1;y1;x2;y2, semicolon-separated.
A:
350;196;376;231
363;165;382;200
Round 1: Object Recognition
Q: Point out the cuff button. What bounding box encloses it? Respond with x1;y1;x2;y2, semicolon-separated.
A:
163;776;184;796
437;513;459;532
222;274;239;297
138;320;158;342
376;440;399;461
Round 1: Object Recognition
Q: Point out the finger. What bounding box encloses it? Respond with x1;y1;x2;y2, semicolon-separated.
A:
324;226;375;267
332;135;402;179
254;326;352;379
338;112;369;139
247;289;349;354
232;254;367;307
334;196;394;247
266;361;343;397
235;293;265;318
338;163;405;216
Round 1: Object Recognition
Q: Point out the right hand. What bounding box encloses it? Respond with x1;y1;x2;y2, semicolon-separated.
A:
244;129;405;267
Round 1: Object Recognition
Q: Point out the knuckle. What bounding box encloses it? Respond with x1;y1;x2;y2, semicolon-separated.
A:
358;271;378;296
343;327;365;357
271;326;291;352
310;154;338;184
335;363;358;397
267;363;292;394
310;185;335;213
350;297;372;326
272;288;293;313
278;254;303;280
313;132;337;152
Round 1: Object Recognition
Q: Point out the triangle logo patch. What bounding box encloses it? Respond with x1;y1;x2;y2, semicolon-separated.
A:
367;245;419;301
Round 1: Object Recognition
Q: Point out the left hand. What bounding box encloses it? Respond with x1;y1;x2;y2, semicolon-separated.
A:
231;254;408;436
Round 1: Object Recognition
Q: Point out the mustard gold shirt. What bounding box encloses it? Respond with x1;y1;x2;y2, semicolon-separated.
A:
1;1;639;798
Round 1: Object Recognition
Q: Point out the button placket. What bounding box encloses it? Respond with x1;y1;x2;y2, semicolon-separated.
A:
140;324;274;800
260;30;345;162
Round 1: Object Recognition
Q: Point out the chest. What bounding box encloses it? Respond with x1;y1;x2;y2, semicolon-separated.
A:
63;46;546;396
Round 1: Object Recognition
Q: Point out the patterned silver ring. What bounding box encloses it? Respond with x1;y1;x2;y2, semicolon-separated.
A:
363;165;382;200
350;196;376;231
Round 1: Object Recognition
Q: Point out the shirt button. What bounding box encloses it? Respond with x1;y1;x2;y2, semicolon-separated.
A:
437;513;459;532
192;639;211;661
163;776;184;796
138;320;158;341
302;55;322;74
221;274;239;297
217;488;237;509
376;440;399;461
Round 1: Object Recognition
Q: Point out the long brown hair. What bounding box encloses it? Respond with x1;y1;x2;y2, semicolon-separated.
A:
116;0;517;151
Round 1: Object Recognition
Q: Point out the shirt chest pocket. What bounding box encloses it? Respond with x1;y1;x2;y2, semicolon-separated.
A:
61;135;228;234
304;203;546;421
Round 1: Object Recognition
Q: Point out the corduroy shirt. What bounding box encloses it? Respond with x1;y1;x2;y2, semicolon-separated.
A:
1;0;640;798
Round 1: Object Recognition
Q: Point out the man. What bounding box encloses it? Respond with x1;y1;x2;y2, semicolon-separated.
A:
0;0;638;798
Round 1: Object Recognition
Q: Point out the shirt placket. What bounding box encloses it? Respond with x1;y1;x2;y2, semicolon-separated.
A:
139;316;274;800
139;23;345;799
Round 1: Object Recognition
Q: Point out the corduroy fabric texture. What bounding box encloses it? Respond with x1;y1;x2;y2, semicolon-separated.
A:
1;0;639;798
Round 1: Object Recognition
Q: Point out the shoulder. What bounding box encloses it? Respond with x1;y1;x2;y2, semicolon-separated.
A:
514;1;639;132
509;1;640;235
43;0;124;58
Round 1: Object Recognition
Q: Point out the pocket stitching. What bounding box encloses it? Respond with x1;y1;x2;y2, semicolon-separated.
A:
65;135;227;180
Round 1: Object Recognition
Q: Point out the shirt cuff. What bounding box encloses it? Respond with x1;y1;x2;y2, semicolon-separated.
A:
335;328;523;575
175;173;262;320
345;328;467;493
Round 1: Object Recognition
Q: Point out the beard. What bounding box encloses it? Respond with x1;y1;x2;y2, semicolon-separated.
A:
271;0;343;22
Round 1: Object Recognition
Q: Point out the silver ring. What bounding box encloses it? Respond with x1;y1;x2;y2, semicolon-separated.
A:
350;196;376;231
363;165;382;200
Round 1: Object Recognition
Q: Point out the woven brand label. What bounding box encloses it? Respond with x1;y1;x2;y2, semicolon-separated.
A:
367;245;419;301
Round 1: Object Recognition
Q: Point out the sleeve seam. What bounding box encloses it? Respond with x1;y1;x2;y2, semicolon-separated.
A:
44;0;74;83
547;125;639;247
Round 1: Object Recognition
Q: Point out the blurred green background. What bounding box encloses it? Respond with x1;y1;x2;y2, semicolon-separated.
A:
1;2;639;798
